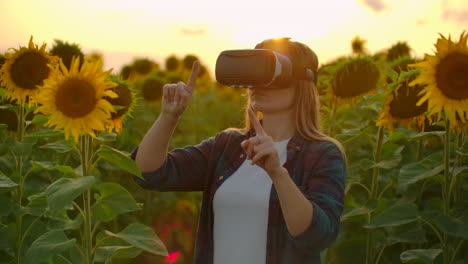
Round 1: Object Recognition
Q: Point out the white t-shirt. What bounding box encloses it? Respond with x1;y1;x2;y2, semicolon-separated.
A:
212;138;290;264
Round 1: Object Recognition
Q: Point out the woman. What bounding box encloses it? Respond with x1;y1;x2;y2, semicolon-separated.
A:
131;38;346;264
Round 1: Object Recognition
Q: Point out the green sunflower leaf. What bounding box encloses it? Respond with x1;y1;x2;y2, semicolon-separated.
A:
96;132;117;142
96;145;142;179
91;183;140;222
0;173;18;189
30;114;48;126
24;230;76;264
386;65;399;83
397;162;444;191
400;249;442;264
364;202;419;228
39;140;76;153
104;223;167;256
44;176;96;211
409;131;445;141
24;129;64;138
433;213;468;238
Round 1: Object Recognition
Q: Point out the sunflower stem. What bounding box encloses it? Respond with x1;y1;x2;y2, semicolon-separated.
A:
365;125;385;264
328;96;338;137
442;118;451;264
416;138;423;161
449;132;464;203
371;126;384;198
443;119;451;215
449;239;466;264
80;135;93;264
15;101;26;264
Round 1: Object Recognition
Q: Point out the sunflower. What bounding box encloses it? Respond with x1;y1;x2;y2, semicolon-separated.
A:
409;32;468;125
0;53;6;69
85;52;104;70
351;36;367;56
330;56;381;103
35;56;117;141
183;55;198;71
377;69;428;133
140;75;164;102
49;39;84;70
104;76;138;133
386;42;411;62
133;58;158;75
120;65;133;80
0;36;59;103
165;55;180;72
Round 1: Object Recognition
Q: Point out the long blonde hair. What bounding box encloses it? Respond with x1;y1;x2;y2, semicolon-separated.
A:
238;38;346;156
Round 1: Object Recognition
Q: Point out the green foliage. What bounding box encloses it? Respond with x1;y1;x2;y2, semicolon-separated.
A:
1;42;467;264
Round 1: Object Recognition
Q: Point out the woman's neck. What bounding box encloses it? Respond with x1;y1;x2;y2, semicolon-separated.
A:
260;109;296;142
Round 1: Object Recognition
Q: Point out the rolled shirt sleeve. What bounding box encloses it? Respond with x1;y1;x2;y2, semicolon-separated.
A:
130;136;215;192
285;141;346;253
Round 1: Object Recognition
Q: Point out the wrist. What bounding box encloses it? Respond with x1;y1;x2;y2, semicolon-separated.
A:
269;166;287;181
160;112;180;124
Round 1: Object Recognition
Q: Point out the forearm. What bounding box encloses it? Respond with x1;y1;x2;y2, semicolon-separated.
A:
271;167;314;237
135;114;179;173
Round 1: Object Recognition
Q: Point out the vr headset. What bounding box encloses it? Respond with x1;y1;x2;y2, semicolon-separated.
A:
215;49;316;88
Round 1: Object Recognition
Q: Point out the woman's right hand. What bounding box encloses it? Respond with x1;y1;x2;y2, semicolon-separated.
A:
161;61;199;119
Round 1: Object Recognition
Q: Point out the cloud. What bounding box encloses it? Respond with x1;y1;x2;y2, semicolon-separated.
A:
442;8;468;23
361;0;386;12
441;0;468;23
179;26;207;36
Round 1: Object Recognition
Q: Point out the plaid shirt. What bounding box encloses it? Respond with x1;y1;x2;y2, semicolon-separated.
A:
130;128;346;264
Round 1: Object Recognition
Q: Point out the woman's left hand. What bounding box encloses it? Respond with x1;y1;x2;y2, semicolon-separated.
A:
241;107;284;177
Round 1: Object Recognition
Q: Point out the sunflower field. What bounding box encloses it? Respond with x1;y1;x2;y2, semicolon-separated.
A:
0;32;467;264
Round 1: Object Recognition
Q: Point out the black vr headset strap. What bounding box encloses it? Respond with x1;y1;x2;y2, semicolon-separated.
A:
295;68;318;85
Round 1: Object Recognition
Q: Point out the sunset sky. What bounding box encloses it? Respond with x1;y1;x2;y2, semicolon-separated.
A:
1;0;466;77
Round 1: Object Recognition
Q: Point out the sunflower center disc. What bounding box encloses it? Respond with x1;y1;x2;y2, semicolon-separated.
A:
55;78;97;118
109;84;131;118
10;51;49;90
142;78;164;101
389;83;428;119
436;53;468;99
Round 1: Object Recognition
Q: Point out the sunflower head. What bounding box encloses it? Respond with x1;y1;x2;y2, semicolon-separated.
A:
330;56;381;103
49;39;84;70
104;76;138;133
0;36;59;103
387;42;411;62
85;52;104;70
0;97;18;132
0;53;6;69
165;55;180;72
198;64;207;78
377;69;428;133
120;65;133;80
409;31;468;126
183;55;198;71
351;36;367;55
140;75;164;102
35;56;117;141
133;58;158;75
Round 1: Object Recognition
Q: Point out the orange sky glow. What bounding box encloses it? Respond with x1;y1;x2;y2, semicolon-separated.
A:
0;0;466;77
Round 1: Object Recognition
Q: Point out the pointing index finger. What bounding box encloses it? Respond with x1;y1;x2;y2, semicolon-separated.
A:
248;106;266;136
186;60;199;93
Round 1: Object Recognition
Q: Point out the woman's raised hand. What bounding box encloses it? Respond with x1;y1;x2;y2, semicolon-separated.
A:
161;61;199;119
241;107;283;177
